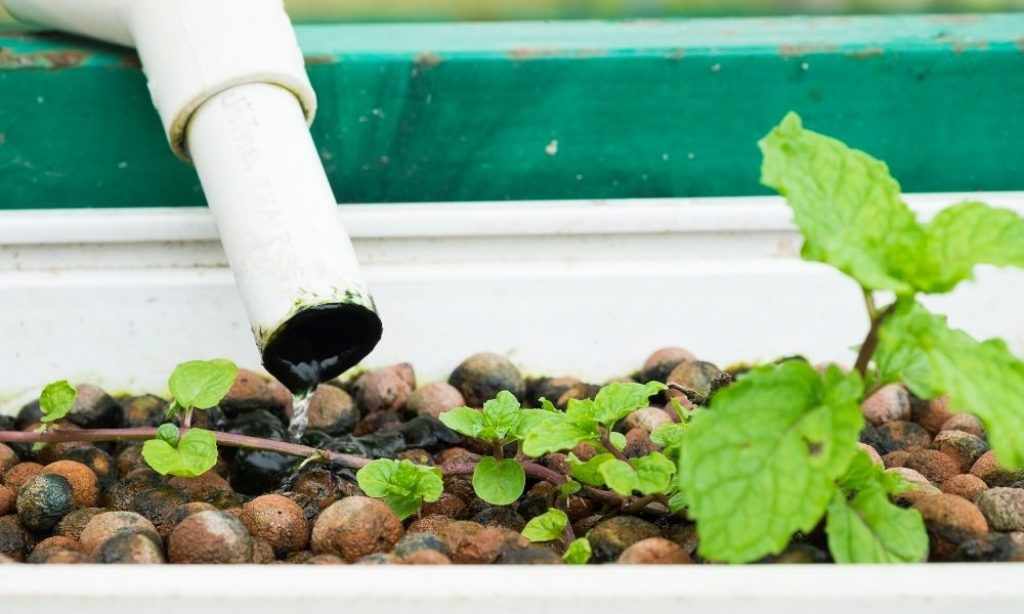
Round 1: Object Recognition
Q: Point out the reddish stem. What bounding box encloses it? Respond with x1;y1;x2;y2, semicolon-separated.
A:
443;460;566;485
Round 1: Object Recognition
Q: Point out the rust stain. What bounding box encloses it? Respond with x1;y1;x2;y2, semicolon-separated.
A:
926;14;981;25
507;48;608;60
669;48;685;60
778;43;837;58
118;51;141;70
416;52;442;67
846;46;884;59
1018;37;1024;54
951;40;990;54
304;54;337;66
0;47;88;69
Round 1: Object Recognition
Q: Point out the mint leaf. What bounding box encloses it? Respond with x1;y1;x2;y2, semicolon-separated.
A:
877;300;1024;467
599;453;675;497
759;112;925;295
156;423;180;446
439;407;485;439
515;408;557;439
559;479;582;498
680;361;864;563
667;489;688;514
563;537;592;564
39;380;77;424
826;451;928;563
480;390;521;440
592;381;667;426
608;431;627;452
168;359;238;410
472;457;526;505
142;428;218;477
521;508;568;543
914;201;1024;294
522;415;594;457
651;422;686;457
568;453;616;486
356;458;444;520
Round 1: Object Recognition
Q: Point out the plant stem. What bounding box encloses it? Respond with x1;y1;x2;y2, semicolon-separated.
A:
443;460;566;486
598;426;629;462
854;302;898;377
620;493;659;514
862;288;878;320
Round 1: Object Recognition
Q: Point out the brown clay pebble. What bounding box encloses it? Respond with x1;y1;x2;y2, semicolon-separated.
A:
452;526;528;564
913;494;989;561
624;427;658;458
904;449;960;485
252;537;276;564
239;494;310;556
403;550;452;564
914;396;956;434
98;532;166;564
0;444;18;474
0;515;32;561
31;535;81;556
449;353;526;407
888;468;941;505
80;511;160;555
54;507;107;539
588;516;661;562
3;462;44;492
883;451;911;469
666;360;722;400
940;474;989;502
311;496;403;563
940;414;985;439
406;383;466;419
222;368;292;413
0;486;14;516
353;364;416;413
307;553;345;565
933;430;989;473
857;443;884;467
860;384;911;426
168;510;253;564
970;451;1024;487
305;384;358;434
622;407;673;434
876;421;931;454
976;488;1024;531
642;347;695;382
617;537;692;564
28;548;86;564
17;473;74;532
43;460;99;507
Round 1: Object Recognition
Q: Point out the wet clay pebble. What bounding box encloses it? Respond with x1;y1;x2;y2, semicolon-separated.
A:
61;447;117;490
970;451;1024;487
617;537;692;564
471;506;526;531
2;462;44;492
239;494;309;556
54;507;106;539
449;353;526;407
528;377;582;407
353;411;403;436
642;347;696;383
857;443;884;467
451;526;529;564
933;430;989;473
306;553;345;565
353;364;416;413
0;485;14;516
120;394;169;428
588;516;661;562
955;532;1024;563
914;396;956;435
392;531;451;557
99;531;166;564
68;384;122;429
80;511;160;555
876;421;932;454
116;446;146;475
168;471;234;502
497;546;564;565
913;494;989;561
976;488;1024;531
0;444;18;474
940;474;989;502
168;510;253;564
883;451;911;469
904;449;960;485
305;384;358;435
623;407;673;434
132;486;190;536
165;502;219;531
311;496;403;562
356;552;402;565
402;550;452;564
17;474;74;532
251;537;276;564
42;460;99;507
624;427;658;458
0;515;32;561
406;383;466;419
287;468;347;512
860;384;911;426
941;414;985;439
223;368;292;414
666;360;722;400
32;535;80;554
888;468;941;505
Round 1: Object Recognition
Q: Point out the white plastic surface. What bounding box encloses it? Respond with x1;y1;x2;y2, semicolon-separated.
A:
187;82;372;349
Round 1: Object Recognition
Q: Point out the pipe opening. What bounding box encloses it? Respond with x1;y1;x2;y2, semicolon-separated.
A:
261;303;383;394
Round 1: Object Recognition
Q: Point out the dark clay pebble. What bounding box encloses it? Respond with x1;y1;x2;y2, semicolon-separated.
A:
17;474;74;532
449;353;525;407
588;516;661;562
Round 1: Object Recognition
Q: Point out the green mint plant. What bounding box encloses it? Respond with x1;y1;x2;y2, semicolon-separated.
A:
142;358;237;477
521;507;592;564
38;380;77;423
356;458;444;520
679;112;1024;564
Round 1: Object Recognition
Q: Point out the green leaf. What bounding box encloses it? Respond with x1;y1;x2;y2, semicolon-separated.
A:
522;415;595;457
913;201;1024;294
608;431;627;452
592;381;667;426
472;457;526;506
480;390;521;440
142;428;219;478
39;380;76;423
651;423;687;457
599;452;676;497
438;407;485;439
680;361;864;563
521;508;568;543
168;359;238;410
515;408;557;439
568;453;616;486
759;112;925;295
667;489;688;514
559;479;582;498
876;300;1024;467
563;537;592;564
356;459;444;520
826;451;928;563
156;423;180;446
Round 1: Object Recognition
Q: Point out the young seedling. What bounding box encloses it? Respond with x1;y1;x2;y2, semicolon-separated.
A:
520;507;592;564
679;112;1024;564
355;458;443;520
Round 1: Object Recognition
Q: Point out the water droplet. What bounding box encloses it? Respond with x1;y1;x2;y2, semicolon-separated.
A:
289;390;314;441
